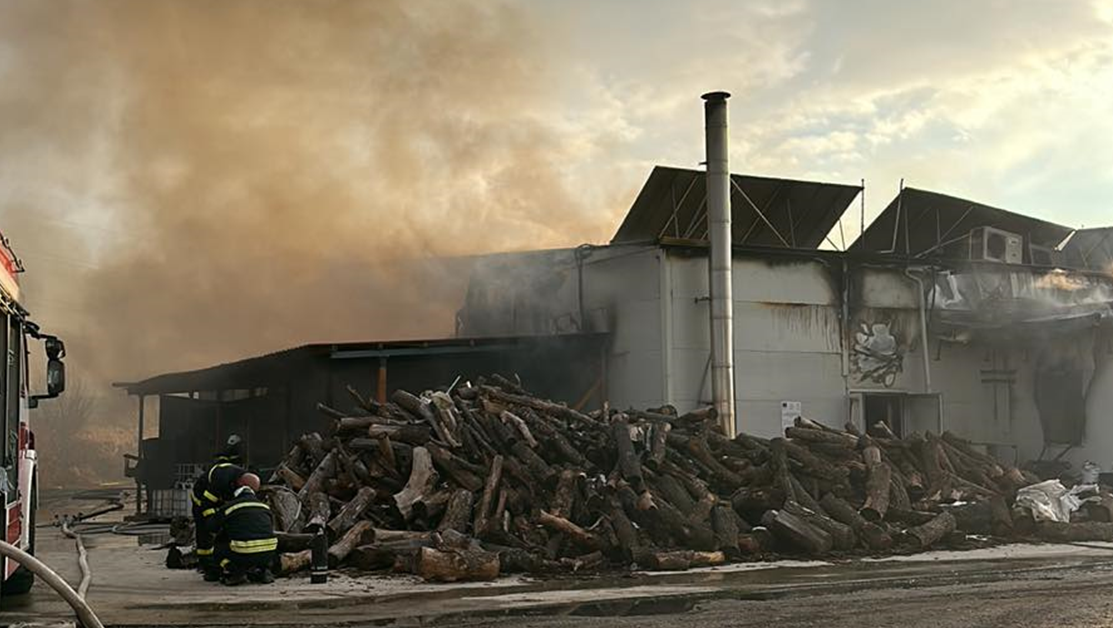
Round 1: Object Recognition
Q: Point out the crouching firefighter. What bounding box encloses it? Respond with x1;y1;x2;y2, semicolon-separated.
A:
209;472;278;585
192;435;246;581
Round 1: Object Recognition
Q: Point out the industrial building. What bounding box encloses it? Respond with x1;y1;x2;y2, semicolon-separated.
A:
459;165;1113;468
120;100;1113;512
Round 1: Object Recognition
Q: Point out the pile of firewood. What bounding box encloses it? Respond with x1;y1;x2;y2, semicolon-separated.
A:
264;375;1041;582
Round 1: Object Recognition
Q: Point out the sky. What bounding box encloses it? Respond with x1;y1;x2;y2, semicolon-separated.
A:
2;0;1113;380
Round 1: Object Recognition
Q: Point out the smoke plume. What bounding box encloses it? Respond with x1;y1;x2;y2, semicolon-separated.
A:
0;0;628;484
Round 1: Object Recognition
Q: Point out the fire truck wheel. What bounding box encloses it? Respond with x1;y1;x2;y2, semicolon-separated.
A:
2;475;36;596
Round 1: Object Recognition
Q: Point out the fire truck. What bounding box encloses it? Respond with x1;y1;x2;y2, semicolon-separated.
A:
0;232;66;597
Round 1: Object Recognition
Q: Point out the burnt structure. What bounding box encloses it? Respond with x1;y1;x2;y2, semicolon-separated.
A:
118;334;606;492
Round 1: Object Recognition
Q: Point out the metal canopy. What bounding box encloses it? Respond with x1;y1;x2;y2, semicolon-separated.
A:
611;166;862;249
114;333;610;396
849;187;1072;258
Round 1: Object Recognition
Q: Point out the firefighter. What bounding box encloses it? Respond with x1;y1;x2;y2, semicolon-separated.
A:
191;435;247;581
209;472;278;586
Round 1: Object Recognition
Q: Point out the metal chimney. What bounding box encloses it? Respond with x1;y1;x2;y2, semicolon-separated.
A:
703;91;736;437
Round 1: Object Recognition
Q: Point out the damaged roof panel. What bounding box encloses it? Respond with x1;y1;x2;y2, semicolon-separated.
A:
849;187;1073;258
1060;227;1113;270
612;166;862;249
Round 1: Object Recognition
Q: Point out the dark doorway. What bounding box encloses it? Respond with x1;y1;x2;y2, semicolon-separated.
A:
864;394;904;438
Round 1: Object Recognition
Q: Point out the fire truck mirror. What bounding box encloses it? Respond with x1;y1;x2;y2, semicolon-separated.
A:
45;336;65;361
47;358;65;397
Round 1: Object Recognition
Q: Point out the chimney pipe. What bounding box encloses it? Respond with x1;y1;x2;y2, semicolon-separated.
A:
703;91;736;438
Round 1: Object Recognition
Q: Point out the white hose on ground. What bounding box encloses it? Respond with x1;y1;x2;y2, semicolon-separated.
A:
60;520;92;599
0;540;104;628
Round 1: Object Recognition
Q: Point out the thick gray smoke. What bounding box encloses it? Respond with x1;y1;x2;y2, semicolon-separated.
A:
0;0;628;485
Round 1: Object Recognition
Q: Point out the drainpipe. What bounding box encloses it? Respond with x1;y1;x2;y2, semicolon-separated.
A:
904;268;933;392
703;91;736;437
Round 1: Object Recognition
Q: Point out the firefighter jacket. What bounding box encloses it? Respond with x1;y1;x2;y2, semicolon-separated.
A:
190;462;246;516
208;486;278;555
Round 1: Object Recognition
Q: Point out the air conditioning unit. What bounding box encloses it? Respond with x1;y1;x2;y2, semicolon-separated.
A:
969;227;1023;264
1029;244;1059;266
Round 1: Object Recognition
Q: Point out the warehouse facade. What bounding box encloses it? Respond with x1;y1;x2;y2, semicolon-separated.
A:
457;166;1113;469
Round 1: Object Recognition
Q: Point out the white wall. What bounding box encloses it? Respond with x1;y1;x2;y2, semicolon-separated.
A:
580;246;666;410
665;253;846;437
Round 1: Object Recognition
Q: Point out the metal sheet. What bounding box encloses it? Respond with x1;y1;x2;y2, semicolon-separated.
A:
612;166;862;249
1060;227;1113;270
849;187;1072;258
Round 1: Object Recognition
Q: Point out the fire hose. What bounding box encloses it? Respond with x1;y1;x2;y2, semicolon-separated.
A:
0;540;104;628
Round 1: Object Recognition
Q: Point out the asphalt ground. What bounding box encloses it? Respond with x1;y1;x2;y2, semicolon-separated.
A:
6;490;1113;627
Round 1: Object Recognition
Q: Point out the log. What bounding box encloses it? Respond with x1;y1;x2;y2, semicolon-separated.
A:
608;499;639;559
861;462;892;522
783;501;856;551
348;537;435;571
299;433;326;467
298;450;337;503
393;446;439;520
304;492;331;533
438;489;475;534
761;509;833;555
538;510;600;550
393;390;461;448
473;455;504;538
426;443;485;492
818;493;892;551
635;550;726;571
684;435;745;487
731;486;786;517
989;495;1014;536
905;511;956;549
328;520;375;568
367;423;432;444
785;426;857;447
648;421;672;466
654;474;696;515
613;415;646;492
511;441;556;484
482;387;594;426
550;469;581;519
788;474;826;516
274;466;307;492
500;410;538;448
277;532;316;553
279;550;312;575
889;473;912;512
711;503;743;556
268;486;304;533
415;547;500;582
327;486;376;537
784;439;849;481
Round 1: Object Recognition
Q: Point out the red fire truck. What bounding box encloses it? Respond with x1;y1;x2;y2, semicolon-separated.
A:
0;232;66;596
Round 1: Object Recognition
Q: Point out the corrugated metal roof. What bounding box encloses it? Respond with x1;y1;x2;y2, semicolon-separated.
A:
611;166;862;249
849;187;1073;258
114;333;610;396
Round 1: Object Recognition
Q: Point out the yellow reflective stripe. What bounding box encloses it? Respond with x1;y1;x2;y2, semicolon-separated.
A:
189;493;202;506
203;490;220;503
230;538;278;553
220;558;231;568
224;501;270;515
201;508;217;517
196;548;214;556
208;463;233;483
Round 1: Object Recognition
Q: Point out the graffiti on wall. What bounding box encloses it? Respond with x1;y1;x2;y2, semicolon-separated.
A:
851;322;904;387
